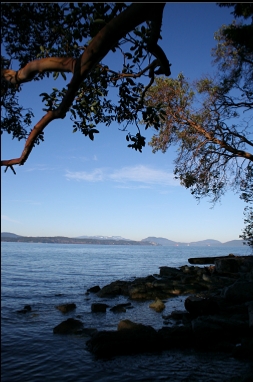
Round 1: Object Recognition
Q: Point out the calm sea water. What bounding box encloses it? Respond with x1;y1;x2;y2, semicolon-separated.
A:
1;242;253;382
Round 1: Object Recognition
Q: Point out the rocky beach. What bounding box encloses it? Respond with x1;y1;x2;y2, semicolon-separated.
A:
50;254;253;375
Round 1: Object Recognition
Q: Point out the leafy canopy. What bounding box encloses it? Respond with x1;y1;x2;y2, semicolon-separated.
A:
145;3;253;247
1;3;171;171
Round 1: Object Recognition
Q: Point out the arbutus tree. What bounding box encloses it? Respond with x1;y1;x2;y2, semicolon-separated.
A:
1;3;171;174
144;3;253;248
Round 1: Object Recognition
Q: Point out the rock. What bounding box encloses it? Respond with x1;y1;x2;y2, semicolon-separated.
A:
87;285;101;293
91;303;109;313
97;280;130;298
53;318;83;334
188;254;236;265
215;256;253;274
184;295;219;317
56;303;76;313
110;303;132;313
87;320;160;357
149;298;165;312
248;301;253;330
170;310;190;320
158;325;193;349
191;314;249;344
222;281;253;303
17;305;32;314
159;266;181;278
117;319;140;330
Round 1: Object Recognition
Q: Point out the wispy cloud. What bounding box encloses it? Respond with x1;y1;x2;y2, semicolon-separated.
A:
1;215;20;224
65;169;105;182
110;165;178;186
25;164;58;172
65;165;179;187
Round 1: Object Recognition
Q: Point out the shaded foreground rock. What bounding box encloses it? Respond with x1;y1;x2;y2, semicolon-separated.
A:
53;318;83;334
86;255;253;359
91;303;109;313
86;320;160;357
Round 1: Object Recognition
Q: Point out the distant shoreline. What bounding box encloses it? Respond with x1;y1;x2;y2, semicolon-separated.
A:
0;236;157;246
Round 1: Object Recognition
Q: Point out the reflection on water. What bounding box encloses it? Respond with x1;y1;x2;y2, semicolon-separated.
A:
1;243;252;381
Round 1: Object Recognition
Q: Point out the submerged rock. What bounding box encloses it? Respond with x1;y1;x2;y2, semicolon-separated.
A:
56;303;76;313
110;303;132;313
149;298;165;312
17;304;32;314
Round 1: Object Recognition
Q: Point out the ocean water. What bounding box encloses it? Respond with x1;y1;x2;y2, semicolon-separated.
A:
1;242;253;382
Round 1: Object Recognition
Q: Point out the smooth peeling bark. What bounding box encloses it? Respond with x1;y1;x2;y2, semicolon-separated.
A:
1;3;169;168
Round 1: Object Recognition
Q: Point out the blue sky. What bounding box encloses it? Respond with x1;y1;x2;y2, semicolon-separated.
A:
1;3;248;243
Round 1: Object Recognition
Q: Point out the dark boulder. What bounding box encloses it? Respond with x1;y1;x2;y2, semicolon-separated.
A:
87;320;160;357
53;318;83;334
87;285;101;293
17;304;32;314
184;295;220;317
56;303;76;313
91;303;109;313
158;325;193;349
97;280;130;298
110;303;132;313
222;281;253;303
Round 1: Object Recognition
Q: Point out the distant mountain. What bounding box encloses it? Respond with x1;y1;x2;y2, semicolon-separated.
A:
189;239;222;246
142;237;245;246
141;237;178;246
1;233;245;247
1;232;22;238
75;235;130;241
222;240;245;246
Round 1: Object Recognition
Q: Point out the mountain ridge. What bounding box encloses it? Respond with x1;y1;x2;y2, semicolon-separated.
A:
1;232;245;246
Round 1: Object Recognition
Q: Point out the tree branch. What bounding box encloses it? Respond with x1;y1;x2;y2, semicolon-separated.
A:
1;57;76;85
1;3;170;168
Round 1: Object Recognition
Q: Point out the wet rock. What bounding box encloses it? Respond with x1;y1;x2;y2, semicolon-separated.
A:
184;295;220;317
159;266;181;278
110;303;132;313
191;313;249;344
215;256;253;274
56;303;76;313
91;303;109;313
188;254;236;265
248;302;253;330
158;325;193;349
97;280;130;298
17;305;32;314
87;320;160;357
53;318;83;334
149;297;165;312
222;281;253;303
87;285;101;293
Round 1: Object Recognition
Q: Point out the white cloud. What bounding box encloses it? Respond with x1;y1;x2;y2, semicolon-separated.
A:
65;168;105;182
110;165;178;186
65;165;179;187
1;215;20;224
